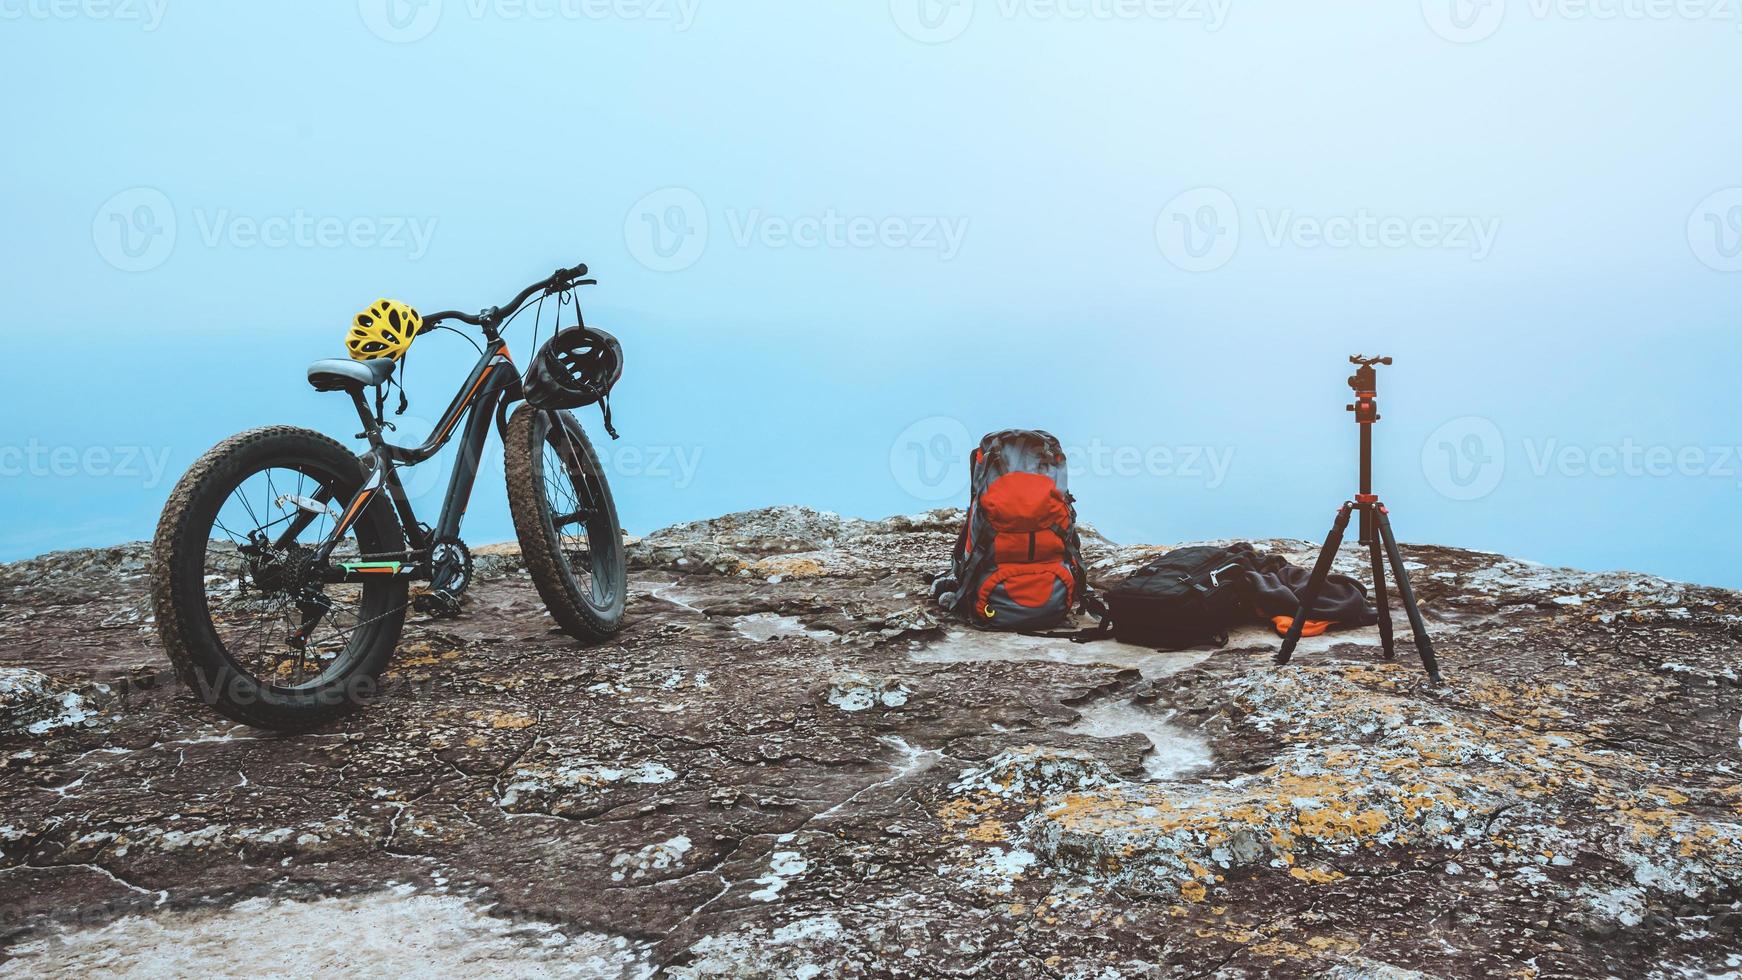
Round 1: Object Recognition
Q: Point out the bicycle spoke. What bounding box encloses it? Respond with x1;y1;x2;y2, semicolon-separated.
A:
198;464;391;692
532;410;619;609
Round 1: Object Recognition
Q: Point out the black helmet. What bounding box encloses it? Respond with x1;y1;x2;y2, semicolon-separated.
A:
524;327;623;411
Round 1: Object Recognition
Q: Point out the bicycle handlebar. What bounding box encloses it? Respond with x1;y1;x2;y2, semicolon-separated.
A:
422;263;593;333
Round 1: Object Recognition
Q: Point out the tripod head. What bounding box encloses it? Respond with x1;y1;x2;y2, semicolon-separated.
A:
1346;354;1391;425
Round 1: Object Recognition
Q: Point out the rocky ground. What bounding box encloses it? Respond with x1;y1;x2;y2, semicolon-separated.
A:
1;506;1740;978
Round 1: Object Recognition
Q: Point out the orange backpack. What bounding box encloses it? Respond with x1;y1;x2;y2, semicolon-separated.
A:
932;430;1087;631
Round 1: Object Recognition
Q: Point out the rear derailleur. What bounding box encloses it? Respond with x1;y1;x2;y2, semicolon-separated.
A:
238;537;333;650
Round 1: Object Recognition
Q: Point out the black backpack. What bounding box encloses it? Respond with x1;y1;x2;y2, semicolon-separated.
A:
1078;546;1248;649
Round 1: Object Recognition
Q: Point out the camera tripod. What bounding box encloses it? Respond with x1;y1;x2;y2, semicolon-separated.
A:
1274;356;1442;684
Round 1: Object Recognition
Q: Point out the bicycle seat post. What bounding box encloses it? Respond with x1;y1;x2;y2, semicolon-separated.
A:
349;390;385;445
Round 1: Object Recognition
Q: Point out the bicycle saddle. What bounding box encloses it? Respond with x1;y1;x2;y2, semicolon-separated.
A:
307;358;397;392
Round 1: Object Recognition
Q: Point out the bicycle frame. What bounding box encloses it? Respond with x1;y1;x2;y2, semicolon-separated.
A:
286;338;522;582
265;262;593;584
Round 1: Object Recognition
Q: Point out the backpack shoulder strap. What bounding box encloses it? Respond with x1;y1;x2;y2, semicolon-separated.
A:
1023;589;1112;643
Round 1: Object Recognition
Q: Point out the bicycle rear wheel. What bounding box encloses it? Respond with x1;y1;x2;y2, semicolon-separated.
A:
151;426;409;731
503;405;626;640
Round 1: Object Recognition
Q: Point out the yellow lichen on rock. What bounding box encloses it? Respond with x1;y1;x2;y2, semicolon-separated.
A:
465;710;537;730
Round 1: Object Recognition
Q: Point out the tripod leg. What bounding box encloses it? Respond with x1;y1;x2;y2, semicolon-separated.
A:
1276;503;1353;666
1375;507;1442;684
1367;515;1395;659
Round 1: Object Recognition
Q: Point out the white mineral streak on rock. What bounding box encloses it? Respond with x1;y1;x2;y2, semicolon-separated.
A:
2;889;654;978
733;612;839;644
669;914;846;978
747;849;809;902
1063;700;1211;780
826;674;911;712
498;760;678;808
909;630;1213;681
611;836;693;882
1;667;97;737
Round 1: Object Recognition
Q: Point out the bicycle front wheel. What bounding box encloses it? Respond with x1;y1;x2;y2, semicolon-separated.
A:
503;405;626;640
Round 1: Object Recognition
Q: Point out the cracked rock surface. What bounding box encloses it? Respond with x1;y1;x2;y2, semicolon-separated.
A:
2;506;1740;977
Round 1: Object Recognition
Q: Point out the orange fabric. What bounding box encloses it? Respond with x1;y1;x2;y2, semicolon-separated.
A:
977;561;1073;611
1271;615;1335;637
979;472;1070;531
992;529;1065;564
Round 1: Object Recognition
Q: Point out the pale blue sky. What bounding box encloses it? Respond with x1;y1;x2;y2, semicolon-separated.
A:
2;1;1740;585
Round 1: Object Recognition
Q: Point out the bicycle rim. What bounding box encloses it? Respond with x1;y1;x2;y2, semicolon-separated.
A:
199;463;398;691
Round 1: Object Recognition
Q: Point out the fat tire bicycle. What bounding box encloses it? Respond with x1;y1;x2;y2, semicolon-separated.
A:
150;264;626;732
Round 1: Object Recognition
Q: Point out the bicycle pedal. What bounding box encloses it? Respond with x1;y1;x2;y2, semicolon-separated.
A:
414;590;463;618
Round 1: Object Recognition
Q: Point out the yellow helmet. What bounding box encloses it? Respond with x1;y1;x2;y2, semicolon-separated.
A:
346;299;423;361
